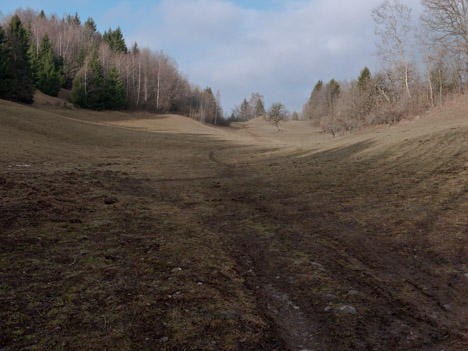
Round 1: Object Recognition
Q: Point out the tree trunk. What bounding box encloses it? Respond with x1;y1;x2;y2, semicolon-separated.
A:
156;60;161;112
136;52;141;106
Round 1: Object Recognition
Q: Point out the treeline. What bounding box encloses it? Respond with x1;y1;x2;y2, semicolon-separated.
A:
229;92;302;126
0;9;226;125
301;0;468;135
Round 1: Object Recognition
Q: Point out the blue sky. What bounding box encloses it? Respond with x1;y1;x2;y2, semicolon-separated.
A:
0;0;422;114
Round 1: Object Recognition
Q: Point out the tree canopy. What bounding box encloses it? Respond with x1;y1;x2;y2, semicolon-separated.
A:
2;15;34;103
103;27;127;53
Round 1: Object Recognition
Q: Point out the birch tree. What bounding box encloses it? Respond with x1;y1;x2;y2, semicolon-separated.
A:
372;0;414;99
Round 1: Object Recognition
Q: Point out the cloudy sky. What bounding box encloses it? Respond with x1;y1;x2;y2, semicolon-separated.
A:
1;0;422;114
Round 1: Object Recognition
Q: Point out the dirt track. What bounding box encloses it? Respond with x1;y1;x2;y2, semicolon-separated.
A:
1;99;468;350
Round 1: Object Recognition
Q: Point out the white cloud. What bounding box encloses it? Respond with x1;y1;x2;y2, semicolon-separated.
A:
103;0;423;113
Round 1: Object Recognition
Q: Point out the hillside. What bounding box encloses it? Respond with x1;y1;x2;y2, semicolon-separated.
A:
1;99;468;350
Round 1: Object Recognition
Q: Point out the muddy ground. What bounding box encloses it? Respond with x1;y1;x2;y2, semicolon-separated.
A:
1;100;468;350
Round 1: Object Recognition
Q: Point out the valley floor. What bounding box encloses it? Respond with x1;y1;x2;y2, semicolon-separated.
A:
1;99;468;350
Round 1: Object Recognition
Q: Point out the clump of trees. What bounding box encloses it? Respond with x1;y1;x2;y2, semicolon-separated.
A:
0;9;226;124
302;0;468;135
71;51;125;110
30;33;66;96
230;92;266;121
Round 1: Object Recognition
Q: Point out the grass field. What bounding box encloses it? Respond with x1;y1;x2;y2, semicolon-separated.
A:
1;96;468;350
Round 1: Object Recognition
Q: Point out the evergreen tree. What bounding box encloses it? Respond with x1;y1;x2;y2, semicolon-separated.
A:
239;98;250;121
87;51;105;109
357;67;375;117
66;12;81;26
71;72;87;108
27;41;39;85
77;48;86;67
84;17;97;32
36;34;65;96
5;15;34;103
103;66;126;109
72;50;104;110
254;98;266;117
358;67;371;91
103;27;127;53
310;80;323;100
0;25;13;98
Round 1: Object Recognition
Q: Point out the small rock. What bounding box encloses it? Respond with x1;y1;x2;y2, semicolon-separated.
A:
347;290;359;296
159;336;169;343
464;273;468;279
324;306;332;312
334;305;357;315
324;294;337;300
104;196;118;205
293;260;302;265
443;304;451;311
171;267;182;273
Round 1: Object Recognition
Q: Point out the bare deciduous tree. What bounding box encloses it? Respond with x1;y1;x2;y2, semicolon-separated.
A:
372;0;414;99
421;0;468;57
267;102;289;132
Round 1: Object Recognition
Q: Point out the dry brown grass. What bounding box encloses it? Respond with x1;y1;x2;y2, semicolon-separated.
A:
1;96;468;350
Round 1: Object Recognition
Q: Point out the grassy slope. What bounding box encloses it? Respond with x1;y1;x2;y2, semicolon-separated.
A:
0;98;467;350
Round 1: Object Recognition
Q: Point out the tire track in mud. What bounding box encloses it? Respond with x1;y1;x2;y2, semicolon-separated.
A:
236;239;321;351
207;150;321;350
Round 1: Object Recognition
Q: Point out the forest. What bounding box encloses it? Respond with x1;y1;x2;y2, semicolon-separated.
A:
0;9;226;125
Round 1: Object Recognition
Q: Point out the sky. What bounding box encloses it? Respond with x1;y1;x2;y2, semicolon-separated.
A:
0;0;422;114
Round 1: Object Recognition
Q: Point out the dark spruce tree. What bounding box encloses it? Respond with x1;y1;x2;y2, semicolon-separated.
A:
36;34;65;96
103;66;126;110
72;50;104;109
87;51;105;109
357;67;371;91
84;17;97;32
27;41;39;86
71;72;87;108
5;15;34;103
103;27;127;53
0;25;13;98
